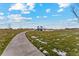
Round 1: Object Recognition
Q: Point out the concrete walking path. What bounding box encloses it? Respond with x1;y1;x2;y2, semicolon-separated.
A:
2;32;44;56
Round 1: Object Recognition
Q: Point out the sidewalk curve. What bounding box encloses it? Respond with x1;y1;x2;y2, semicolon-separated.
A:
2;32;44;56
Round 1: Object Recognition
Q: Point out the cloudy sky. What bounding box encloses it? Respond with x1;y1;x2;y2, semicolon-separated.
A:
0;3;79;29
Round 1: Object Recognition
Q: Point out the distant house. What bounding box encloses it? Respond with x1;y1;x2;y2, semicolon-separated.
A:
37;26;43;31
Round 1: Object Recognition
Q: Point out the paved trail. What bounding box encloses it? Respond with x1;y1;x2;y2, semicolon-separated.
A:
2;32;44;56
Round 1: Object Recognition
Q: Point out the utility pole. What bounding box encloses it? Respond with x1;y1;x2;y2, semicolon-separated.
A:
71;4;79;22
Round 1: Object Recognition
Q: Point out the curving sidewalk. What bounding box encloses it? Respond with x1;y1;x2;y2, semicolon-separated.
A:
1;32;44;56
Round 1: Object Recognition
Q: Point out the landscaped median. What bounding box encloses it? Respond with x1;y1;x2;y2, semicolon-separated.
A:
0;29;26;55
25;30;79;56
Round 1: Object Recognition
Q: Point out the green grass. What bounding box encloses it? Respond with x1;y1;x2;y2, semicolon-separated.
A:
26;29;79;56
0;29;27;55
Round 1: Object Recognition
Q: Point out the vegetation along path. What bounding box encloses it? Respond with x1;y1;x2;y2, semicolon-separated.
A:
1;32;44;56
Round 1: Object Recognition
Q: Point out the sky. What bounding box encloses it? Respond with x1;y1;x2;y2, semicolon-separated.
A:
0;3;79;29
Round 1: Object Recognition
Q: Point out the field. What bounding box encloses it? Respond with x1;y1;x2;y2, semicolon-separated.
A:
0;29;26;55
26;29;79;56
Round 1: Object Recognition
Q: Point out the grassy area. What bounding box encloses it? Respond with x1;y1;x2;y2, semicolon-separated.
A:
0;29;27;55
26;29;79;56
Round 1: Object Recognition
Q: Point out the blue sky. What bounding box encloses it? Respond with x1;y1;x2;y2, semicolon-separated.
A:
0;3;79;29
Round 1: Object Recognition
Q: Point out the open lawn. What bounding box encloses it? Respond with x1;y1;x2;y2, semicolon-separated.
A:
26;29;79;56
0;29;26;55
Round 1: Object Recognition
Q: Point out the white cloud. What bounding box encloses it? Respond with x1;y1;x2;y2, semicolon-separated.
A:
63;18;79;28
8;14;24;22
57;3;70;12
27;3;35;11
52;14;60;16
0;16;5;20
67;18;79;23
57;8;63;12
58;3;70;8
26;17;32;20
8;14;32;22
43;16;47;18
36;16;40;18
9;3;35;14
9;3;25;11
46;9;51;13
0;12;4;15
22;11;30;14
0;12;5;20
0;12;6;20
39;4;43;6
22;3;35;14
